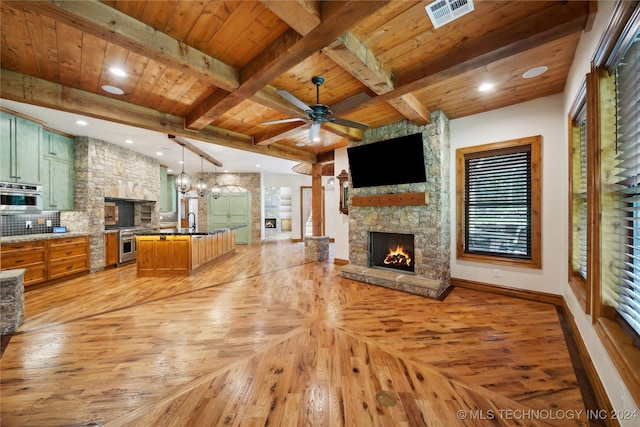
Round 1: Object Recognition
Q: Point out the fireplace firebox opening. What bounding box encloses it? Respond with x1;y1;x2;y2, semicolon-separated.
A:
265;218;277;229
369;232;415;273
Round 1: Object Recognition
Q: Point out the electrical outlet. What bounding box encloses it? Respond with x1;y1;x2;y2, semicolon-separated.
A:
493;269;501;277
46;220;52;227
25;221;32;229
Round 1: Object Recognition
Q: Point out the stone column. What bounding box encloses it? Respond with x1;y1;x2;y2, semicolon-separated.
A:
304;236;329;262
1;269;25;335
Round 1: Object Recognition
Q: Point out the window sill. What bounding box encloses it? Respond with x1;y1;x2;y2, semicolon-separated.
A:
595;317;640;406
456;252;541;269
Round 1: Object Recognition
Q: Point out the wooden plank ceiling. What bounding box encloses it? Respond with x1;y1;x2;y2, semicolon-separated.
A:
0;0;595;165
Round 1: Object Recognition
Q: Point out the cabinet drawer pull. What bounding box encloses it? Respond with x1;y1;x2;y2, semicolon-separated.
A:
66;251;72;255
15;259;24;263
66;265;73;270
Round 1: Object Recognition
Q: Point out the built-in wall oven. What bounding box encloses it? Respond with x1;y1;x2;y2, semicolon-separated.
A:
0;182;43;213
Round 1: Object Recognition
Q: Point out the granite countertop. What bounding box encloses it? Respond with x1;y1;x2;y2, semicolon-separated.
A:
1;232;91;244
104;229;119;234
136;225;245;236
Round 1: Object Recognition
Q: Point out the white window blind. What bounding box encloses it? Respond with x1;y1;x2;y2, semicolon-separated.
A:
613;32;640;339
464;147;532;259
578;118;588;279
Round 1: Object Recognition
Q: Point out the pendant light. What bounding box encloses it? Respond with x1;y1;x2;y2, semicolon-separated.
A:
195;155;208;197
175;143;192;194
211;165;221;199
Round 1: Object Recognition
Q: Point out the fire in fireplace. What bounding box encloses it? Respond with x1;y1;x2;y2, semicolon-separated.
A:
265;218;277;228
369;232;415;273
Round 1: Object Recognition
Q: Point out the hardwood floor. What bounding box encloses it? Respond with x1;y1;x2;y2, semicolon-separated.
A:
1;240;591;426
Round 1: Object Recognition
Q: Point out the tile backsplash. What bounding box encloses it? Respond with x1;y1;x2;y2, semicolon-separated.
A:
1;212;61;237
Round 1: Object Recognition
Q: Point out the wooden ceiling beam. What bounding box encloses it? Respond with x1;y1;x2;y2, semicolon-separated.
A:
261;0;321;36
185;1;390;131
20;1;239;92
323;32;431;125
366;0;593;107
169;136;223;168
1;69;316;164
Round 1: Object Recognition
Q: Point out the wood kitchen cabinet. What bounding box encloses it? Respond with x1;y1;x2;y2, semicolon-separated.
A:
42;130;75;211
137;229;236;277
104;233;119;267
0;111;43;184
0;241;47;287
137;235;191;276
48;236;90;280
0;235;89;288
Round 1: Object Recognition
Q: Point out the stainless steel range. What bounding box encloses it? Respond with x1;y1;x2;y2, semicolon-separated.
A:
118;227;149;264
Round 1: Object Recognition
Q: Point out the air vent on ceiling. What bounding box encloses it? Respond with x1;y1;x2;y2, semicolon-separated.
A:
425;0;474;29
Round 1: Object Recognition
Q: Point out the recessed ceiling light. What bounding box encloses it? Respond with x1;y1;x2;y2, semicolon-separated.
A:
109;67;127;77
156;152;163;156
167;169;172;173
124;139;133;144
101;85;124;95
256;164;260;168
522;66;548;79
478;83;494;92
75;119;88;126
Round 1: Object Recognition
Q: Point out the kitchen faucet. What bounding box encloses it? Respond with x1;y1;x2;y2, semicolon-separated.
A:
188;211;196;231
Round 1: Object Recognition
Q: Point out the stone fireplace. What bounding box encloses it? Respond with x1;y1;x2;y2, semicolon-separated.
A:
340;113;451;299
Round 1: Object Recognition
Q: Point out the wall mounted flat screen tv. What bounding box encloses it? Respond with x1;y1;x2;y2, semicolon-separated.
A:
347;133;426;188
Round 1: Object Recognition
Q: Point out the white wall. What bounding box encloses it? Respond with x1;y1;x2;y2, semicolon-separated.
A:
450;94;566;294
263;172;339;241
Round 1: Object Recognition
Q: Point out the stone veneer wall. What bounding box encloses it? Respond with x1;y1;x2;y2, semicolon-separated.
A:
196;172;262;244
347;112;451;293
61;136;161;271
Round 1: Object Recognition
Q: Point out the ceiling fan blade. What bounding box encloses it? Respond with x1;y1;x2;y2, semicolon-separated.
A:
261;117;308;125
276;89;312;113
330;92;371;114
331;117;369;130
309;122;322;141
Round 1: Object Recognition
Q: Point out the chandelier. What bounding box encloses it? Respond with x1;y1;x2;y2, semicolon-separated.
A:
195;155;208;197
174;143;192;195
211;165;221;199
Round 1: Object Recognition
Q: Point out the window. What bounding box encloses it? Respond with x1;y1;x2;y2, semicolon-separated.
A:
568;81;589;312
456;136;542;268
589;0;640;405
601;28;640;342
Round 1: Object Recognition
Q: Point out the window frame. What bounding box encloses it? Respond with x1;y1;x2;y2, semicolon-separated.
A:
456;136;542;269
568;79;590;313
588;0;640;406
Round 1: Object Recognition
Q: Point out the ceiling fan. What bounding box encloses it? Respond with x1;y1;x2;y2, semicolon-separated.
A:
262;76;370;143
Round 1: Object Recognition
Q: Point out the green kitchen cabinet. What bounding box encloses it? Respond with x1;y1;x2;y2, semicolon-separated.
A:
159;166;177;212
42;130;75;210
167;175;176;212
0;111;43;184
160;166;168;211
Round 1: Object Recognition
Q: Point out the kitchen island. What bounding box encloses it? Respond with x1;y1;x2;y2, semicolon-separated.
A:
135;227;238;277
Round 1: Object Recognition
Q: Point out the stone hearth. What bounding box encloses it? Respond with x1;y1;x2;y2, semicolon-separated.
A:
340;113;451;299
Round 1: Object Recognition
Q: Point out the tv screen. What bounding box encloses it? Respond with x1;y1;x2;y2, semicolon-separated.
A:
347;133;426;188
